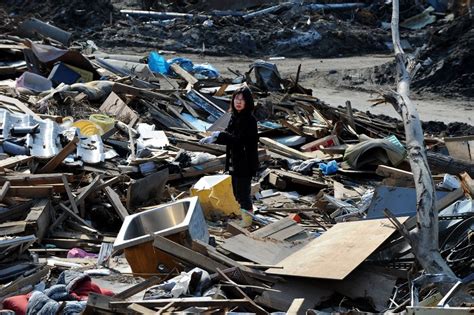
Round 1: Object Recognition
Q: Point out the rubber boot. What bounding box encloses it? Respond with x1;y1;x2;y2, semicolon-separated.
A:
240;208;253;228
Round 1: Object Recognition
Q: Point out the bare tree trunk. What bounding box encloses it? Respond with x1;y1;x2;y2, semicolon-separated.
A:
384;0;457;279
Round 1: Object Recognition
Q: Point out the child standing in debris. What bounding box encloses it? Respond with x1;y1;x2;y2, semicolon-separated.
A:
199;87;259;227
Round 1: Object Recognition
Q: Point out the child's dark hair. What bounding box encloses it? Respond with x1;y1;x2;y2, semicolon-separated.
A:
231;87;255;114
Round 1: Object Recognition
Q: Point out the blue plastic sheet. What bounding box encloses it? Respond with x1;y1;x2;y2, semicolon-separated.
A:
193;63;220;79
168;57;194;72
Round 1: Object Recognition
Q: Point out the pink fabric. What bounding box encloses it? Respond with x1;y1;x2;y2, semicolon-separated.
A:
67;248;98;259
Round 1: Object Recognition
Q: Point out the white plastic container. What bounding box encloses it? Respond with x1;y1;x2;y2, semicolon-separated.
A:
16;71;52;92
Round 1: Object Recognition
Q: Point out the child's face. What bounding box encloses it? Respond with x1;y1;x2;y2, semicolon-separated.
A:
234;93;246;112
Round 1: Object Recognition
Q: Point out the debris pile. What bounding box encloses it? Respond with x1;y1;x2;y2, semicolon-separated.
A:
0;6;473;315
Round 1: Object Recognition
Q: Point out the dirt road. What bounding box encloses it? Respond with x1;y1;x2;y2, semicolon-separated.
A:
107;48;473;125
175;53;473;124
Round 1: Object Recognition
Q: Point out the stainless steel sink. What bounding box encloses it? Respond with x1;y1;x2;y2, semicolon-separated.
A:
113;196;209;251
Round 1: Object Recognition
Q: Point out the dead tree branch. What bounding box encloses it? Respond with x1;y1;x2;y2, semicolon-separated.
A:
384;0;457;279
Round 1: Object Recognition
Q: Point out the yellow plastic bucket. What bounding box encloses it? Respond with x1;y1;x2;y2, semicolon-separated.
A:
190;175;241;219
73;120;104;136
89;114;115;133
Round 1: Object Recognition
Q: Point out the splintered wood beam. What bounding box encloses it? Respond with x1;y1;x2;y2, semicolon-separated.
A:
0;181;11;202
103;184;129;220
58;202;96;231
170;63;198;86
38;137;79;173
62;175;79;214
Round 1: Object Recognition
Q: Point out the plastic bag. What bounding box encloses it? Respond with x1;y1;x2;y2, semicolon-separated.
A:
148;51;170;74
319;160;338;175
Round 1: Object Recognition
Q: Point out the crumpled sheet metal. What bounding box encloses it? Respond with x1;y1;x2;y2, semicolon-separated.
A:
0;109;61;158
77;134;105;164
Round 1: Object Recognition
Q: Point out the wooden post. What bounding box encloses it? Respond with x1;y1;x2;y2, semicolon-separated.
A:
345;100;356;130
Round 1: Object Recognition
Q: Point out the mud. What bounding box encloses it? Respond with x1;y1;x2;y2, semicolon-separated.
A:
413;16;474;97
3;0;118;32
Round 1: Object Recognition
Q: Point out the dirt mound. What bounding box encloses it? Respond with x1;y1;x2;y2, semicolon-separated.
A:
2;0;117;31
91;7;389;58
422;121;474;137
413;16;474;97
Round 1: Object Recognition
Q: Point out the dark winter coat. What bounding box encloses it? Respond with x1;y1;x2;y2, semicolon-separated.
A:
215;112;259;177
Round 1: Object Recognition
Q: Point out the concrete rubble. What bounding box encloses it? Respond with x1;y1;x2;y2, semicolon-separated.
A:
0;1;473;314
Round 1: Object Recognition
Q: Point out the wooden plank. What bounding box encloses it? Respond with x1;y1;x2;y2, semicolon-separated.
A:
287;298;305;315
260;137;314;160
252;217;296;238
95;175;125;191
113;82;173;102
62;175;79;214
110;299;256;310
376;165;413;179
270;224;306;241
99;91;139;126
0;156;32;171
460;172;474;197
38;137;79;173
215;84;229;96
167;105;197;130
272;169;327;189
436;187;465;211
153;235;227;273
227;221;251;236
0;202;34;223
280;119;305;136
0;221;26;234
0;181;10;202
6;186;53;198
127;303;156;314
25;198;51;241
192;240;250;271
0;94;40;119
344;100;356;130
75;175;101;204
221;234;306;265
0;173;73;186
103;184;129;220
170;63;198;85
266;217;407;280
175;93;199;118
85;292;116;313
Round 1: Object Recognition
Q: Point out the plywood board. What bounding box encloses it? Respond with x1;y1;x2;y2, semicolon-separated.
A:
267;217;407;280
221;234;306;265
